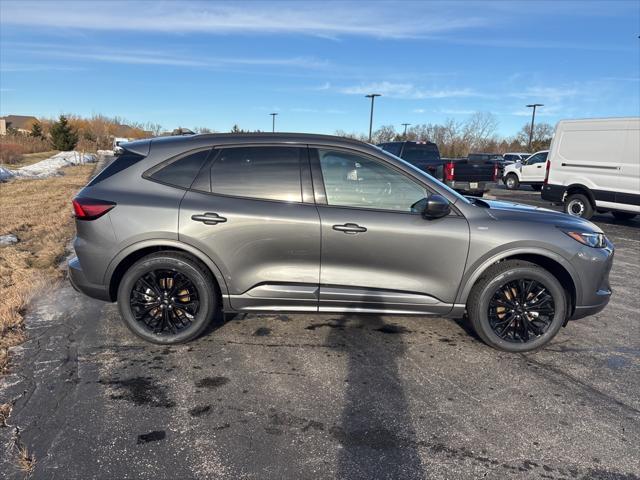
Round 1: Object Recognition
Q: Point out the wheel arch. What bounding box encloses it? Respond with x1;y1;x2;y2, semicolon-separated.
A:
458;249;578;317
105;240;229;302
564;184;596;208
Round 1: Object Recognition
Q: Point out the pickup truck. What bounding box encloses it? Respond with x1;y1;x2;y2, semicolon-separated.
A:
378;141;498;196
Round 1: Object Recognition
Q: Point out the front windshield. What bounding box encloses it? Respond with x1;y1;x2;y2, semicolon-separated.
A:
374;146;472;205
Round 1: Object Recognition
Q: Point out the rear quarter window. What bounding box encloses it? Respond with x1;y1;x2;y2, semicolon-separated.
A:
148;149;211;189
86;152;145;186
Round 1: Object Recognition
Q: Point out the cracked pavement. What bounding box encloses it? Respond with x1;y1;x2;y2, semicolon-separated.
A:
1;186;639;479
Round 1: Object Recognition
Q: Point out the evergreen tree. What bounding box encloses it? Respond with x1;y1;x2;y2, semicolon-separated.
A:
50;115;78;151
30;121;44;139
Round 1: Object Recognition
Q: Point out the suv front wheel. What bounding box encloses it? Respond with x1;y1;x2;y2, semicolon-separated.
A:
467;260;567;352
117;252;218;344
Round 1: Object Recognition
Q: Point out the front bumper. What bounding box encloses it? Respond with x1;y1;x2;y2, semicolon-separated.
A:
569;239;614;320
68;256;111;302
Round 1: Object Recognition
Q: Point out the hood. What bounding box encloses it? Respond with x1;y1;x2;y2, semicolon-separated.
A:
472;198;603;233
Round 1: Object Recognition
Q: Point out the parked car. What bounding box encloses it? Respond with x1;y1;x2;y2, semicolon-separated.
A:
502;150;549;190
378;142;498;196
70;133;613;352
503;152;530;163
542;117;639;220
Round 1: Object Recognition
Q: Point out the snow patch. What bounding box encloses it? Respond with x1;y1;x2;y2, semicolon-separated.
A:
0;151;97;181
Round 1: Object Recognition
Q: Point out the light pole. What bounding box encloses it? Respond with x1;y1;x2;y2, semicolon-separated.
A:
401;123;411;137
526;103;543;150
270;112;278;133
365;94;381;142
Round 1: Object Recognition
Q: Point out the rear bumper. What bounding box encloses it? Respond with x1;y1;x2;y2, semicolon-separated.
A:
68;256;111;302
541;183;566;203
446;180;493;193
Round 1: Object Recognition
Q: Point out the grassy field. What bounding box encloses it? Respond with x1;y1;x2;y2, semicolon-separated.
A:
0;164;95;373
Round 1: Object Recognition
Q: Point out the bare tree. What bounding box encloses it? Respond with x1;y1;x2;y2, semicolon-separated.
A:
515;122;554;152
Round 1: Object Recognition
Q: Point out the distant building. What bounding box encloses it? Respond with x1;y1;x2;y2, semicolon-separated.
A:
0;115;39;135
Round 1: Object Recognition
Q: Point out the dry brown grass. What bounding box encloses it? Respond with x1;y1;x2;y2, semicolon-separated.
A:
0;164;94;373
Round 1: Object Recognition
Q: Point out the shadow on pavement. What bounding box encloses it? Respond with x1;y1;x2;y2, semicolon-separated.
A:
327;314;425;479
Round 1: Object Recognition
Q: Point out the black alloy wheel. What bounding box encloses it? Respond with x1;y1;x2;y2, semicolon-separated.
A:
130;269;200;335
488;279;555;343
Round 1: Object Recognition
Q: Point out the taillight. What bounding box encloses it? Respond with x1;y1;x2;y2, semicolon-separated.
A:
444;162;455;181
543;160;551;184
72;197;115;220
493;162;499;181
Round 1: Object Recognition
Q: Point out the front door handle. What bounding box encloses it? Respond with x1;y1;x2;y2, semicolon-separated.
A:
191;213;227;225
332;223;367;234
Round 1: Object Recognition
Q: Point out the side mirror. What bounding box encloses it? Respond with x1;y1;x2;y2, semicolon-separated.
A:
412;194;451;219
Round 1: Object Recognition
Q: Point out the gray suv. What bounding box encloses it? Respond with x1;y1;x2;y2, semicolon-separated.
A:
69;133;614;352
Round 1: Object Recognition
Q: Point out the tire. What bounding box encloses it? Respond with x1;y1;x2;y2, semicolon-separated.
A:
467;260;567;353
564;193;594;220
612;211;636;221
504;174;519;190
117;252;218;344
531;184;543;191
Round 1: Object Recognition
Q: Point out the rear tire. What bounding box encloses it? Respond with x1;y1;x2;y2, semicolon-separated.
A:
504;174;519;190
531;184;543;191
612;211;636;221
117;252;218;344
564;193;594;220
467;260;567;352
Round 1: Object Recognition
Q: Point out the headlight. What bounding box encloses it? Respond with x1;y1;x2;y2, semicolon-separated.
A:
564;231;607;248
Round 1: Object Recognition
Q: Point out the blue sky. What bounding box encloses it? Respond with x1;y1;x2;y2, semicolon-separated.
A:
1;0;638;136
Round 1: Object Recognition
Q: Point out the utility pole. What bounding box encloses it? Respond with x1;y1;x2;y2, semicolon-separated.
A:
526;104;543;150
270;113;278;133
401;123;411;136
365;94;381;142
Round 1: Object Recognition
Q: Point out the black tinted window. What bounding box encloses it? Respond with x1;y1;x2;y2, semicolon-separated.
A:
380;143;402;156
87;152;145;186
400;144;440;164
150;149;211;189
211;147;303;202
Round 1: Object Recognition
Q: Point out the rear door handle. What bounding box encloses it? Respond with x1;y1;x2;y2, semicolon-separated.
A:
191;213;227;225
332;223;367;234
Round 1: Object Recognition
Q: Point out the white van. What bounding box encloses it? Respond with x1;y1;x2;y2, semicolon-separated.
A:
541;117;639;220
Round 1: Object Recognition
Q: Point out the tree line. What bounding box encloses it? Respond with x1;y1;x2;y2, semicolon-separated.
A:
336;112;554;156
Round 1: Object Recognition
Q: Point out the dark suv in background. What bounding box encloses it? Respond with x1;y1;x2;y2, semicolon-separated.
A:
70;133;613;352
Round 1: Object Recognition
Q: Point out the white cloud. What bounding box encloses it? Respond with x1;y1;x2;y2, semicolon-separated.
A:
8;43;328;69
1;1;488;39
413;108;426;114
339;81;478;99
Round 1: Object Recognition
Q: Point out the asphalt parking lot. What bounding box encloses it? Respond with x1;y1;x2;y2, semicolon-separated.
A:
1;184;639;480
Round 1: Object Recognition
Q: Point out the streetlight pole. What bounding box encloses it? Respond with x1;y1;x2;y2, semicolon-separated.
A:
526;103;543;150
401;123;411;137
270;112;278;133
365;94;381;142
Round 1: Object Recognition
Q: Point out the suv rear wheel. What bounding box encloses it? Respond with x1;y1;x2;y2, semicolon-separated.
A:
467;260;567;352
504;173;519;190
117;252;218;344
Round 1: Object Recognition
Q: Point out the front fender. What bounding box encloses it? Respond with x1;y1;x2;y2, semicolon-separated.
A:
454;244;580;305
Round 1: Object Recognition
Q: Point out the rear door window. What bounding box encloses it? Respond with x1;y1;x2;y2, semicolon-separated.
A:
210;146;304;202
